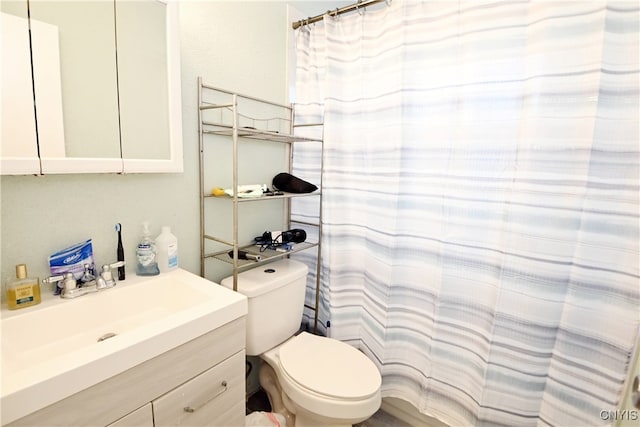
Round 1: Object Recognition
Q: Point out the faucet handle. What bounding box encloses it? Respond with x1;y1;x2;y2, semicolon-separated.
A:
42;274;66;285
97;261;125;289
99;261;125;279
61;272;77;290
43;272;77;296
105;261;125;270
98;265;113;283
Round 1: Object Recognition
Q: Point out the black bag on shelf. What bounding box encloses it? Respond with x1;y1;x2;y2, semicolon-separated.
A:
272;172;318;193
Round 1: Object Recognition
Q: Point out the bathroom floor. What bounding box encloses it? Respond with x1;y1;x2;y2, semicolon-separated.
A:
246;389;410;427
354;410;412;427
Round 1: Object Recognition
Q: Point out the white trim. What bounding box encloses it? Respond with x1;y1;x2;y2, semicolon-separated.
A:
40;157;123;174
0;158;41;175
162;0;184;173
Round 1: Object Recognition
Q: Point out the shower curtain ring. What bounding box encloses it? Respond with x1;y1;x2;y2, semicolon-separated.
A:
385;0;392;6
356;0;364;15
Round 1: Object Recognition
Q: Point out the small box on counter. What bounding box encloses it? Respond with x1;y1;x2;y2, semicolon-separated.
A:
48;239;96;280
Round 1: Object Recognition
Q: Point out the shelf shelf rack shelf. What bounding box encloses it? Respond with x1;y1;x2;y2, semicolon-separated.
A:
197;78;324;333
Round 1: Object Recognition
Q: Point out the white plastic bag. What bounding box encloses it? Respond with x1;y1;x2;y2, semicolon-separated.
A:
245;411;286;427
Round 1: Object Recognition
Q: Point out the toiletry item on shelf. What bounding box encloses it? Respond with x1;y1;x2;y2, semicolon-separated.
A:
272;172;317;193
211;187;226;196
48;239;95;281
211;184;267;198
115;223;125;280
136;221;160;276
156;226;178;273
227;250;261;262
6;264;41;310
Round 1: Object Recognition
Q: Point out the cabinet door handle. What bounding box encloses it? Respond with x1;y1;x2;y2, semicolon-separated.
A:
183;381;228;413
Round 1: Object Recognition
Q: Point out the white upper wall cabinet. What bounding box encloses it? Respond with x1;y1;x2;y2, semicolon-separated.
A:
0;3;41;174
0;0;183;175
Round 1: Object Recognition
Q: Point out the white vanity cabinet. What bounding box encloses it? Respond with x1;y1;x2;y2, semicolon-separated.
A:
6;318;246;427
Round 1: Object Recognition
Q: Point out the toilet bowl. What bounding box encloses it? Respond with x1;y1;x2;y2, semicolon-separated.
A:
260;332;381;427
221;259;382;427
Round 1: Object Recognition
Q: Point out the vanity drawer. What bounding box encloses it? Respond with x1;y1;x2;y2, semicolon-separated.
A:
106;403;153;427
153;350;245;427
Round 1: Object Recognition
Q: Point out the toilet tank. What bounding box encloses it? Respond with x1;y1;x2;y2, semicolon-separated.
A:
221;259;308;356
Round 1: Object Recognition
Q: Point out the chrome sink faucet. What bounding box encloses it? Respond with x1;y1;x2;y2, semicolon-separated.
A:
43;261;125;299
96;262;124;290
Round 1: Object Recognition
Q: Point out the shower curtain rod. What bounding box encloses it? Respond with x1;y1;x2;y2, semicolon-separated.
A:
292;0;386;29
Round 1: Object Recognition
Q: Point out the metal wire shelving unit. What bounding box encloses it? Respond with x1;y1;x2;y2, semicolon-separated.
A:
197;78;324;332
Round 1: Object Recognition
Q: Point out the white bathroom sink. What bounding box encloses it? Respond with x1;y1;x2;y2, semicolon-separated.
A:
1;269;247;425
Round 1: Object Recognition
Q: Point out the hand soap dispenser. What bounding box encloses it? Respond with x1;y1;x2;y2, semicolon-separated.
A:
6;264;41;310
136;221;160;276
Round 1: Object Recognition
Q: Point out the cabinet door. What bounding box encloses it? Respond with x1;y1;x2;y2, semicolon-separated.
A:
28;0;122;162
152;351;246;427
29;13;66;160
107;403;154;427
0;2;40;174
116;0;183;173
115;0;169;162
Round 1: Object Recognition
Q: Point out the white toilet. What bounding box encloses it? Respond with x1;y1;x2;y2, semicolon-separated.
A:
221;259;381;427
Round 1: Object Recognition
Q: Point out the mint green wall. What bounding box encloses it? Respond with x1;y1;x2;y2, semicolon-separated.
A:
0;1;348;290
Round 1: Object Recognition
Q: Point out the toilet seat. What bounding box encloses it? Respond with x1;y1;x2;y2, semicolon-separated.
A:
278;332;381;400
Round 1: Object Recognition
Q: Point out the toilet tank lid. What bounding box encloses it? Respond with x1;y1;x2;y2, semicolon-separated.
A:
220;259;308;298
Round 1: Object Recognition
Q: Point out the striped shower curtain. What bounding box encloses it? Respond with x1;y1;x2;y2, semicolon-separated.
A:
292;1;640;426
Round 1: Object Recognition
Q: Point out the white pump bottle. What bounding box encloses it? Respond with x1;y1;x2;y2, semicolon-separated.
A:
156;226;178;273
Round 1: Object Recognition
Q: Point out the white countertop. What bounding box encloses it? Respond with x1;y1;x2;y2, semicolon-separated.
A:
1;269;247;425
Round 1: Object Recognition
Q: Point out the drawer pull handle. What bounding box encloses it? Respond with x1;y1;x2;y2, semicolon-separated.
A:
183;381;228;413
